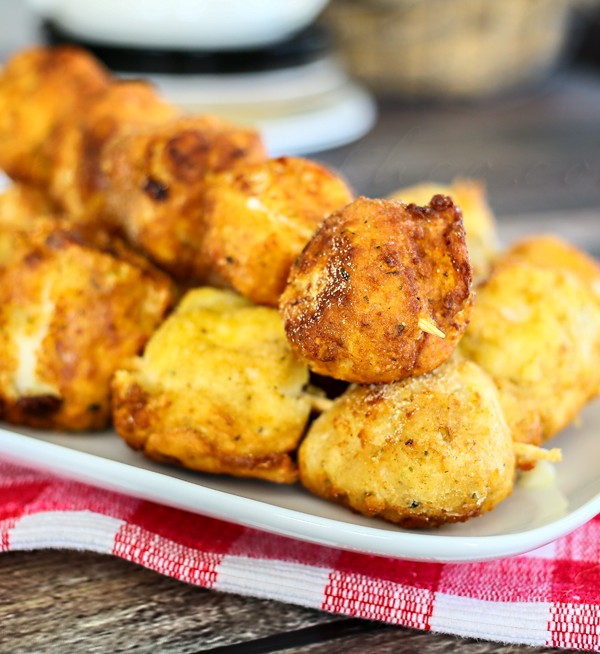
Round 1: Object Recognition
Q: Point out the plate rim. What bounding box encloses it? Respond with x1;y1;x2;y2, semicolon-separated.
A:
1;424;599;563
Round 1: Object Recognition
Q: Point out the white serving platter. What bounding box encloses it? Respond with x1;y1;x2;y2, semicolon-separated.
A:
0;398;599;563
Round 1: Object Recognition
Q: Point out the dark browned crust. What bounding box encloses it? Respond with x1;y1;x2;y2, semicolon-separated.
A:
280;196;473;383
2;395;65;430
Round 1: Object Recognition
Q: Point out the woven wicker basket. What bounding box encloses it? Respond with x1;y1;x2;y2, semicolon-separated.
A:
323;0;574;97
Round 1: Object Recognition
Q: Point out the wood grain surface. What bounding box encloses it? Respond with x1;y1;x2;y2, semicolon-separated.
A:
0;550;569;654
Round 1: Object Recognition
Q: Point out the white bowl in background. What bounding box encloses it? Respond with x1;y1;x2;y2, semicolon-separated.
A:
28;0;330;50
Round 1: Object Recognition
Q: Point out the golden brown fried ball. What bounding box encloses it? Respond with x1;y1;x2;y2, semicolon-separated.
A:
0;215;34;268
299;356;516;528
0;183;58;226
507;234;600;297
202;156;353;306
279;195;473;384
0;46;111;186
0;184;61;266
112;288;312;483
389;179;498;284
0;217;174;431
460;236;600;446
103;116;266;281
48;80;180;226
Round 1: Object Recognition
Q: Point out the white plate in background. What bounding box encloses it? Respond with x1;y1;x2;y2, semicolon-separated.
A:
141;59;377;156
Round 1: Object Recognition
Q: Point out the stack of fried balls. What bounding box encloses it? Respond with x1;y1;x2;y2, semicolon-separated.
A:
1;46;599;528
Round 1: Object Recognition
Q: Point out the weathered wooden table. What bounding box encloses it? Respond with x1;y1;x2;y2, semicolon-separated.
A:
1;3;600;649
0;549;571;654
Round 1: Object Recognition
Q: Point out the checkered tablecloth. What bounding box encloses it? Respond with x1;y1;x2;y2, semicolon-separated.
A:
1;458;599;650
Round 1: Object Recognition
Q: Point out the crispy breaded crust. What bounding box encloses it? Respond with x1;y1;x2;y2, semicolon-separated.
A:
0;46;111;186
389;178;498;285
280;195;473;383
0;217;174;430
112;288;312;483
48;80;179;226
202;156;353;306
0;183;58;227
460;236;600;445
506;234;600;296
112;380;299;483
103;116;266;281
299;357;515;527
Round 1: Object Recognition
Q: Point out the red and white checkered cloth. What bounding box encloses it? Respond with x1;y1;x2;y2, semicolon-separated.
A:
2;459;599;650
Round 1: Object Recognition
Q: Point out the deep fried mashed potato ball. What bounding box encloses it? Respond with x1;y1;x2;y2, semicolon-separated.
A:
280;195;473;384
0;46;110;186
103;116;266;281
460;236;600;446
202;156;353;306
0;217;174;431
48;80;179;226
389;179;498;284
0;183;58;226
112;288;312;483
508;235;600;297
0;184;60;265
299;356;515;528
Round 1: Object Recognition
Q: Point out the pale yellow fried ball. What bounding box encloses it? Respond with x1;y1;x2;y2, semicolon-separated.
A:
280;195;473;384
299;356;516;528
0;217;174;431
460;236;600;445
202;156;353;306
111;288;312;483
507;234;600;299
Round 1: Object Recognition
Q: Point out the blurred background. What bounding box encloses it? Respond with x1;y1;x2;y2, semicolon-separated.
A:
0;0;599;248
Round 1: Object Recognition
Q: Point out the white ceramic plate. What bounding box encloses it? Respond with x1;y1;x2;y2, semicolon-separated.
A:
0;400;599;563
140;59;377;156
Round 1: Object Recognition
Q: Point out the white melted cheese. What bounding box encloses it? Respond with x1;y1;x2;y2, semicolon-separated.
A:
13;283;59;397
